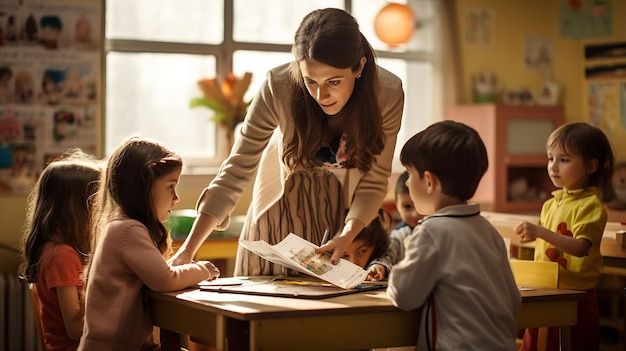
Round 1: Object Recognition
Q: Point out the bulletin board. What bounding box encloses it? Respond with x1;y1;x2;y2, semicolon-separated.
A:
584;42;626;162
0;0;102;195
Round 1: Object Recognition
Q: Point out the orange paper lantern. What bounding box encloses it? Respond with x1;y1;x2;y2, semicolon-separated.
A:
374;3;416;46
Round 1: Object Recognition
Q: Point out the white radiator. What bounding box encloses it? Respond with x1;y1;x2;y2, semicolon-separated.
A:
0;273;40;351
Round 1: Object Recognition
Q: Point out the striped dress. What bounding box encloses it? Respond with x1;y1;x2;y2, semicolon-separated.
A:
234;134;348;276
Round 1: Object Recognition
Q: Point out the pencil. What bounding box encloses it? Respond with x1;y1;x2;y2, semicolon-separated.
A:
321;226;330;246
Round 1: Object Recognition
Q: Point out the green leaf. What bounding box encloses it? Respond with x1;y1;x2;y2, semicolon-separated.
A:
209;111;229;123
189;97;223;112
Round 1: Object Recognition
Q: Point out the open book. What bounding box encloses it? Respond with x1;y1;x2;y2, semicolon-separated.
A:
239;233;368;289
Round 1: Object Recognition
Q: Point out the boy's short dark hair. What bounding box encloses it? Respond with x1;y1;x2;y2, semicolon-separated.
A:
395;170;410;200
400;120;488;201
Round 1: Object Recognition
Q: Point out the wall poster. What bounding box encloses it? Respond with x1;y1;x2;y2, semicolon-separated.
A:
584;40;626;160
0;0;101;195
464;7;495;47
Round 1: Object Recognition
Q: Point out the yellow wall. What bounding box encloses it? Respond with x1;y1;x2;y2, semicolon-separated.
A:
456;0;626;161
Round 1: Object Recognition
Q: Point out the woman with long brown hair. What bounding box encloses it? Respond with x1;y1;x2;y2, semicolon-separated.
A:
171;8;404;275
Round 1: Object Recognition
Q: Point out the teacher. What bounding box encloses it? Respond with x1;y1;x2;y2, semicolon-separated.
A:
170;8;404;275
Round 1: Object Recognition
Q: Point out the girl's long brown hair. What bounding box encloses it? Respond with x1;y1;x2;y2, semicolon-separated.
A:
18;149;102;283
284;8;385;173
84;137;182;288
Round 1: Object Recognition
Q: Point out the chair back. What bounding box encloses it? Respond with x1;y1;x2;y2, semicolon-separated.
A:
510;260;559;288
510;260;559;351
29;284;45;351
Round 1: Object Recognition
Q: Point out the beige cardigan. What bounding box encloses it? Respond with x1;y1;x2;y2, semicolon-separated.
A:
197;63;404;229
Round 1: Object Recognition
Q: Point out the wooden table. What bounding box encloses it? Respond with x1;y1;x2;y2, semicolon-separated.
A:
483;211;626;351
146;285;586;351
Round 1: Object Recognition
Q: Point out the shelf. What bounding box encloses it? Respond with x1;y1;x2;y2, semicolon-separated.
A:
446;104;564;213
505;154;548;166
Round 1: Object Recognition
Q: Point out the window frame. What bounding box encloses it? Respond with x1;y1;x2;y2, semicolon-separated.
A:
103;0;440;174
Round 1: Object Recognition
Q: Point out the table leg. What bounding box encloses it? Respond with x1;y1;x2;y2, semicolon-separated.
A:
559;326;571;351
160;328;181;351
537;328;547;351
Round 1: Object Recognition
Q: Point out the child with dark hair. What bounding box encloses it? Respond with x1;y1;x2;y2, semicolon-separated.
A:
341;209;390;269
367;170;423;280
515;122;615;351
78;137;220;351
387;120;521;351
19;148;102;350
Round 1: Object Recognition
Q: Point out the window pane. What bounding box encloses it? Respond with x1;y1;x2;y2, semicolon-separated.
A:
106;0;223;44
377;58;433;170
233;0;343;44
105;53;217;160
233;51;294;102
352;0;434;53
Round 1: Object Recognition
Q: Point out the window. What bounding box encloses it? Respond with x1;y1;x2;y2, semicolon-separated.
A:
105;0;438;173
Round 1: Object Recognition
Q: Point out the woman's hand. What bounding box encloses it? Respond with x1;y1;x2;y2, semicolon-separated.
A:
168;212;220;266
315;235;353;264
168;250;194;266
315;218;366;264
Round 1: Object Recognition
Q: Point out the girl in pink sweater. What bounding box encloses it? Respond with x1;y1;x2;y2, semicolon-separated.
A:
79;137;220;351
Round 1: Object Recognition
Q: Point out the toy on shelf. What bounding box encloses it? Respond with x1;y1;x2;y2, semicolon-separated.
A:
508;176;546;203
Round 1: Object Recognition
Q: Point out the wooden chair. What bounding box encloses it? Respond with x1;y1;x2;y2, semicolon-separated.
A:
510;260;559;351
29;284;45;351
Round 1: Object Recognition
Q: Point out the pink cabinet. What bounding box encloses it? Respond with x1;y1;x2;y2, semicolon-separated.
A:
446;104;565;213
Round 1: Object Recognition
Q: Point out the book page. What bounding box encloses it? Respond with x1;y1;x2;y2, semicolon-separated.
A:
239;233;368;289
238;238;308;273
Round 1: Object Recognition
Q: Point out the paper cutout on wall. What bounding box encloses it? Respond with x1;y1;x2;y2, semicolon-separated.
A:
464;8;494;47
560;0;612;38
588;82;623;134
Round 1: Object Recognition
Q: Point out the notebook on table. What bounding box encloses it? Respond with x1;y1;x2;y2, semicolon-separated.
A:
196;276;387;299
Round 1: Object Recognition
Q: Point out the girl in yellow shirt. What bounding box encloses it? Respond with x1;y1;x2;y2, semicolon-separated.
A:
515;122;615;351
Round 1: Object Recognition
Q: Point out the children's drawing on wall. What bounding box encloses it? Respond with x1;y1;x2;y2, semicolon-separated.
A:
0;66;13;104
38;65;97;107
588;82;620;134
41;68;64;106
0;108;43;194
464;8;494;47
560;0;612;38
0;0;101;195
525;37;554;76
52;109;77;143
39;15;63;49
0;1;101;51
22;14;39;43
6;15;17;42
14;69;35;105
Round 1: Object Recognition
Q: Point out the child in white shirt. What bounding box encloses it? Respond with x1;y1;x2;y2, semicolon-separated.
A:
387;120;521;351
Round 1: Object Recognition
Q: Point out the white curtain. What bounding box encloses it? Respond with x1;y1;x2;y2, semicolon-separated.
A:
437;0;464;111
